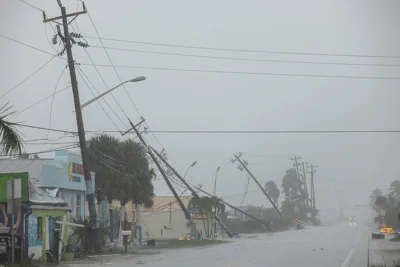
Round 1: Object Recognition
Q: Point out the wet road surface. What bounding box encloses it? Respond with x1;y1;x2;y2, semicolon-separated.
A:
65;222;367;267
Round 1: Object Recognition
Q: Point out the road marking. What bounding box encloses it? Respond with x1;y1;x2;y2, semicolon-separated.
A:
230;258;258;267
341;248;355;267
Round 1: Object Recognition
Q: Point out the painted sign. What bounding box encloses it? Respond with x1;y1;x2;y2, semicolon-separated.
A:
72;163;84;175
68;163;83;182
71;176;81;183
0;172;29;202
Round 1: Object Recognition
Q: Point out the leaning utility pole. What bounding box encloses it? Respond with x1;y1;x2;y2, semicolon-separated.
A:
44;1;100;252
124;119;191;221
151;148;234;238
308;164;317;209
232;153;284;218
194;186;271;231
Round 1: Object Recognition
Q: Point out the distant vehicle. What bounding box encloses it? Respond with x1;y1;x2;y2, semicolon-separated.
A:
349;216;357;226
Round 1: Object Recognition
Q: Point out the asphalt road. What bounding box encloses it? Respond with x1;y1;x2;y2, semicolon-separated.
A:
65;222;367;267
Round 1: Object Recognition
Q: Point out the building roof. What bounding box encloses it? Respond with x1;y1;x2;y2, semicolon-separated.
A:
0;159;52;185
29;181;68;206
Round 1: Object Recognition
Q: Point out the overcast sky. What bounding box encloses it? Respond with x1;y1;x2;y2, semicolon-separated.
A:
2;0;400;220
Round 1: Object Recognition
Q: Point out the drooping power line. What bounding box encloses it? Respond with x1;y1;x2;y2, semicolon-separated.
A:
79;63;400;80
89;45;400;68
83;35;400;59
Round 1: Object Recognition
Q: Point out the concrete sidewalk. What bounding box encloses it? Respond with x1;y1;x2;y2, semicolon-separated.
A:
350;230;400;267
368;236;400;266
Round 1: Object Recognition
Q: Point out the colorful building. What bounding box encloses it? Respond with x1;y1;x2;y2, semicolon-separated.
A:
0;173;69;262
0;149;95;219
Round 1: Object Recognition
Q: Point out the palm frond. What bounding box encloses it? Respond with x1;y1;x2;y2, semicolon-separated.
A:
0;103;23;155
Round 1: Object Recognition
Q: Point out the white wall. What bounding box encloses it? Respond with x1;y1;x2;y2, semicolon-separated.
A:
141;210;192;239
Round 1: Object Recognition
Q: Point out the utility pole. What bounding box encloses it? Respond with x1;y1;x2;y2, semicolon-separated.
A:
213;166;220;196
301;162;309;207
151;147;234;237
44;1;100;253
194;186;271;230
124;118;191;221
291;155;307;205
232;153;284;218
308;164;318;209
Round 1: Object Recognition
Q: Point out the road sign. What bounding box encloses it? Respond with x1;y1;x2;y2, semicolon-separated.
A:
7;179;21;213
307;213;311;218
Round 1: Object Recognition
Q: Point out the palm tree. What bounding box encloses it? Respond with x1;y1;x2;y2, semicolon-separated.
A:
389;180;400;200
265;180;280;207
370;188;382;213
375;195;400;227
0;103;23;155
281;168;304;203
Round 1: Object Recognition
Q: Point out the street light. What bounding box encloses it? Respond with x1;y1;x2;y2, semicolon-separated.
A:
80;76;146;109
213;166;220;196
183;161;197;180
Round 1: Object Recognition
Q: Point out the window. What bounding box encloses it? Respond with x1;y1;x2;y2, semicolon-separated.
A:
37;217;42;240
76;194;81;219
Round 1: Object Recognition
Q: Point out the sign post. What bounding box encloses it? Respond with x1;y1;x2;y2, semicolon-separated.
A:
7;179;21;267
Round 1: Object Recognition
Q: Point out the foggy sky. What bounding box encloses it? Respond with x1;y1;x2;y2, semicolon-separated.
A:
1;0;400;220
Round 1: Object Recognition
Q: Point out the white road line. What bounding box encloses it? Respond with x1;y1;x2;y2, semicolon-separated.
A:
341;248;355;267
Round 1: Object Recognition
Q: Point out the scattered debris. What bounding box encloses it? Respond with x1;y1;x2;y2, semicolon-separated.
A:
137;260;145;264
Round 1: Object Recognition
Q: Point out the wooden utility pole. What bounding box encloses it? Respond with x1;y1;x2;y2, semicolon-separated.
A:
44;1;100;252
301;162;309;207
124;119;191;221
308;164;317;209
151;147;234;237
194;186;271;230
233;153;284;218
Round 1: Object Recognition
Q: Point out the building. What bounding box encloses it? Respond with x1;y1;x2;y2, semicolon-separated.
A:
27;181;70;261
140;196;192;240
0;149;95;219
0;173;69;262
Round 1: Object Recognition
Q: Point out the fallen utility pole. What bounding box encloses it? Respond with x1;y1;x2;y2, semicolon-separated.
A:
151;147;233;238
44;1;100;252
194;186;271;230
233;153;284;218
124;119;191;221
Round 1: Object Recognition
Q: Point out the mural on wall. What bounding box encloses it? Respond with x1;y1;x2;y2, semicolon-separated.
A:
28;215;42;248
68;162;83;183
0;203;24;233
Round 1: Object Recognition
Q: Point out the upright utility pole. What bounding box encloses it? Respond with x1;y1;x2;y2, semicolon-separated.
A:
44;2;100;252
124;119;191;221
291;155;306;204
233;153;284;218
301;162;309;207
308;164;317;209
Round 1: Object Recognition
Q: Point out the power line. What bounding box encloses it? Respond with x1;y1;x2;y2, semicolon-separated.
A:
0;144;79;158
79;63;400;80
77;60;127;128
90;45;400;68
83;35;400;59
84;6;174;166
11;84;71;118
19;0;45;12
0;33;57;57
14;124;400;134
39;66;67;152
0;56;57;100
86;10;137;116
76;66;123;131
